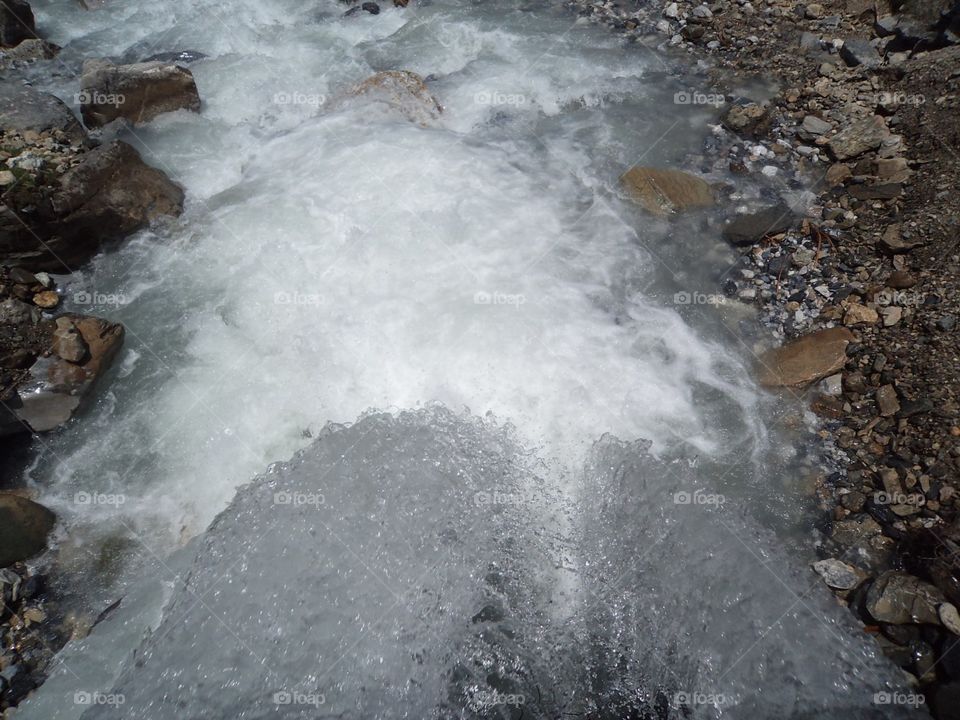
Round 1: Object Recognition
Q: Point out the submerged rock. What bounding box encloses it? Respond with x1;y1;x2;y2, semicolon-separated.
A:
348;70;443;125
757;326;855;387
619;166;715;216
0;493;55;567
79;58;201;128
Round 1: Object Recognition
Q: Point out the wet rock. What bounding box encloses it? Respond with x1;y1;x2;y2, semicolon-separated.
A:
839;38;880;68
1;140;184;271
79;58;201;128
361;1;381;13
51;316;88;362
32;290;58;309
866;571;945;625
758;326;855;387
722;204;795;246
940;603;960;635
847;183;902;200
9;314;123;433
0;80;84;140
828;116;889;160
831;514;894;569
812;558;864;589
142;50;207;65
349;70;443;126
620;166;715;216
0;0;35;48
0;493;55;567
0;38;58;70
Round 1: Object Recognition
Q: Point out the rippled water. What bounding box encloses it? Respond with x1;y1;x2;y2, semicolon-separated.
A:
10;0;913;717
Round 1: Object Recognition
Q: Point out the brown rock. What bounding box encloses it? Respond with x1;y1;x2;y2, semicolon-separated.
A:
828;116;890;160
866;571;945;625
843;303;879;326
758;327;855;387
0;493;55;567
80;58;201;127
32;290;59;308
349;70;442;126
620;167;715;216
51;316;88;363
876;384;900;416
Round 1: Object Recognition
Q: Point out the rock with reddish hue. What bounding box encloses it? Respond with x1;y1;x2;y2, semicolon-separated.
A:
80;58;201;127
758;327;856;387
620;167;715;216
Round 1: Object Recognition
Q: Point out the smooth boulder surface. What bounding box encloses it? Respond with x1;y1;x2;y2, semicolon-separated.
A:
0;140;184;270
0;493;55;567
80;58;201;127
620;166;715;216
757;327;855;387
0;81;84;140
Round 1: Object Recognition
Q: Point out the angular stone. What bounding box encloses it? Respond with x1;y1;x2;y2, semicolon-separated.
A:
812;558;864;590
80;58;201;127
802;115;832;135
722;204;795;246
51;316;88;363
758;327;855;387
878;223;923;254
839;38;881;67
843;303;879;325
848;183;902;200
876;384;900;416
0;0;35;48
866;571;945;625
0;80;84;140
620;166;715;216
828;116;889;160
349;70;443;126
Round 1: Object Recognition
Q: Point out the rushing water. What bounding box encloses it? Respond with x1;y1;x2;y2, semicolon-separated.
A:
10;0;915;717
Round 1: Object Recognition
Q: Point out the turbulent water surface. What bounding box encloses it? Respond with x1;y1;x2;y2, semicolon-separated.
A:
12;0;915;717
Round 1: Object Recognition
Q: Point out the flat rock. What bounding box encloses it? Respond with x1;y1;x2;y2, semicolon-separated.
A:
0;80;84;140
758;326;855;387
0;493;55;567
828;116;890;161
620;166;715;216
722;204;796;246
1;140;184;270
866;570;945;625
847;183;902;200
878;223;924;254
802;114;832;135
80;58;201;128
812;558;864;590
0;297;38;324
843;302;879;325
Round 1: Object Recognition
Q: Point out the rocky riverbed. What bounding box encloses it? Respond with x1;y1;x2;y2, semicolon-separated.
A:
1;0;959;715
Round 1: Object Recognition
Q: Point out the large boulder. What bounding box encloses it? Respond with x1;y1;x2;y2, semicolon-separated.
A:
0;140;184;271
80;58;201;128
0;80;84;140
348;70;443;126
887;0;960;49
0;493;55;567
620;166;715;216
0;0;35;48
757;327;855;387
8;314;124;433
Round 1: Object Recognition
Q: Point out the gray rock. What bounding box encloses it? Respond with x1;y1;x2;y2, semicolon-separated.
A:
722;204;796;246
802;114;832;135
866;571;945;625
0;493;55;567
812;558;862;589
0;297;38;325
692;4;713;17
0;80;84;140
839;38;880;68
80;58;201;128
0;0;35;48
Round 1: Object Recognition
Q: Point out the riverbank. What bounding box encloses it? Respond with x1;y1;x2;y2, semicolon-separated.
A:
574;0;960;713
